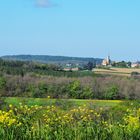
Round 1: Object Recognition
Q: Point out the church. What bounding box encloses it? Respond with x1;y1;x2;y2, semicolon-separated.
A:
102;55;111;66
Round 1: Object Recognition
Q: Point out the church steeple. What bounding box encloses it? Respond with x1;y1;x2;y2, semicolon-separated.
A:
106;54;110;65
102;54;111;66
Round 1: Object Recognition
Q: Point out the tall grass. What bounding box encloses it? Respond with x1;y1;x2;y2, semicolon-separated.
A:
0;101;139;140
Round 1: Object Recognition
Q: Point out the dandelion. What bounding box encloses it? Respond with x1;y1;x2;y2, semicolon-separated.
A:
9;104;13;108
47;96;50;99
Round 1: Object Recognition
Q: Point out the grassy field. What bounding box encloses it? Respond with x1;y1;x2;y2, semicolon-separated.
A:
94;67;140;76
2;97;122;109
0;98;139;140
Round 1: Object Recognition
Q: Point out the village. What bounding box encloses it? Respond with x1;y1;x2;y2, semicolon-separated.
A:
63;55;140;71
101;55;140;68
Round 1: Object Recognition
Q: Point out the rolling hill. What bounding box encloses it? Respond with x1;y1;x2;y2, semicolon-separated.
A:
1;55;103;65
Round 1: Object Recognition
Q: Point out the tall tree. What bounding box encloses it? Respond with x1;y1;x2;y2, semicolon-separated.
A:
86;62;94;71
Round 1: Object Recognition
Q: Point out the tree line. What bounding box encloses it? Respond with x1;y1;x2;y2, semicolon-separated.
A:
0;74;139;99
0;59;94;77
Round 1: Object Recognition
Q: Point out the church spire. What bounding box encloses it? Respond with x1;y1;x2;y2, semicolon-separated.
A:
107;54;111;65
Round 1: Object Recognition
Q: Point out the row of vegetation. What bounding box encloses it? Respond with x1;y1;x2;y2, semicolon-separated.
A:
0;59;94;77
0;100;139;140
0;59;140;100
0;74;140;99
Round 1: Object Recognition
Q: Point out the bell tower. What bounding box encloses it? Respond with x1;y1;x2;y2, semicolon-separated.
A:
107;55;111;65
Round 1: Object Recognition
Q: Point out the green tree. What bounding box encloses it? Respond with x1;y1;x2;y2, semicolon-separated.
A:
85;62;94;71
116;61;127;68
80;87;93;99
68;81;82;98
0;77;6;89
127;61;132;68
104;85;119;99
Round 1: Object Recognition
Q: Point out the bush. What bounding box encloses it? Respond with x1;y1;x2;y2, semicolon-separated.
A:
0;77;6;89
104;85;119;99
68;81;82;98
80;87;93;99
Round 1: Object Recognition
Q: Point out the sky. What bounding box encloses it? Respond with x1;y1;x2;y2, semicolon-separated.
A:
0;0;140;61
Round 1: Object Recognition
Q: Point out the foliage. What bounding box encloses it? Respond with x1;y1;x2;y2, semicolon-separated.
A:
84;61;95;70
0;73;139;99
0;101;139;140
104;85;119;99
0;59;94;77
112;61;128;68
68;81;82;98
0;77;6;89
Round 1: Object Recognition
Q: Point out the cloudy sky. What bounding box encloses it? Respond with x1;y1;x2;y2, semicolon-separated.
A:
0;0;140;61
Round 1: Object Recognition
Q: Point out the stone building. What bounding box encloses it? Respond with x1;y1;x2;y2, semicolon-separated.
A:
102;55;111;66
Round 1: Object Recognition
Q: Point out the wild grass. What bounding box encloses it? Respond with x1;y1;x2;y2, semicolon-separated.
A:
0;100;139;140
3;97;122;108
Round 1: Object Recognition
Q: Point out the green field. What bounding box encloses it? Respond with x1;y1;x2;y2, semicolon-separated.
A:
0;98;139;140
2;97;122;108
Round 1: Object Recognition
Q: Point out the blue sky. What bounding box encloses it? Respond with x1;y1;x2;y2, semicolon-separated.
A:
0;0;140;61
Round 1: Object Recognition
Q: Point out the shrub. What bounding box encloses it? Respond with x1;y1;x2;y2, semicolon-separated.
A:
0;77;6;89
104;85;119;99
68;81;82;98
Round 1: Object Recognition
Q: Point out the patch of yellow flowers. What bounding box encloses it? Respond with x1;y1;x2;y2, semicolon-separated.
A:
123;108;140;132
0;103;139;137
43;105;104;130
0;109;20;127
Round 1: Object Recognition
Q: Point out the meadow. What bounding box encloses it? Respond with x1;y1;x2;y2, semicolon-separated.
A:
0;98;139;140
3;97;122;108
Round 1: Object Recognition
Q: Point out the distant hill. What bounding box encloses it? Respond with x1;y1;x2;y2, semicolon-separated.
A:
1;55;103;65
